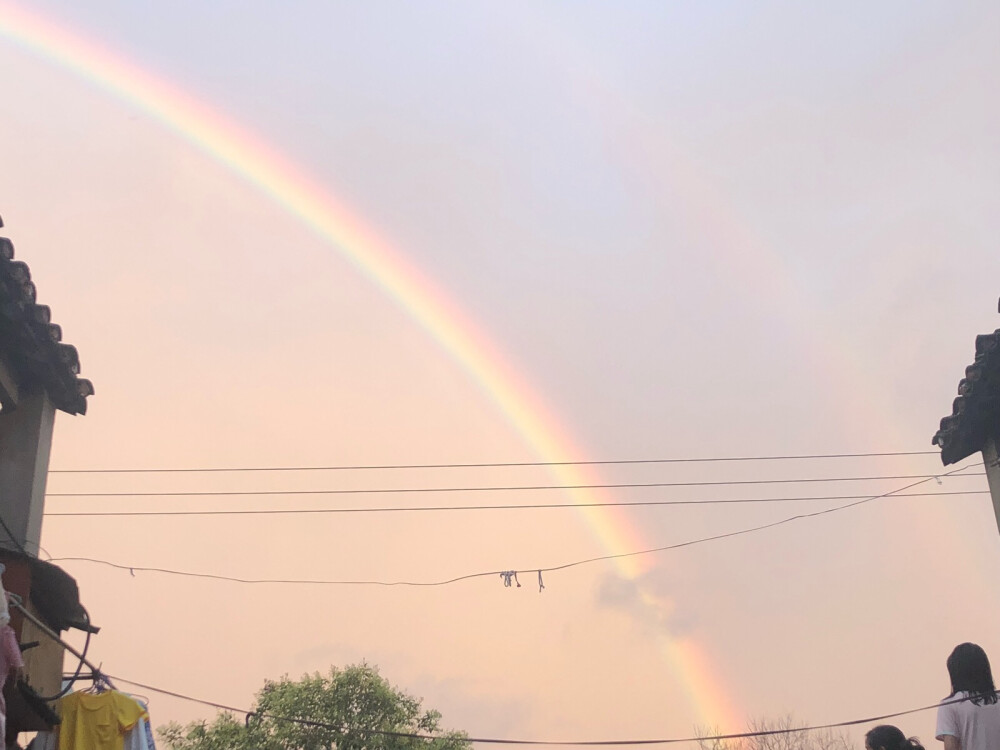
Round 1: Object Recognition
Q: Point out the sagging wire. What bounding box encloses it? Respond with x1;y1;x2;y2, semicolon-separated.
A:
0;509;94;700
0;515;29;557
47;461;985;590
31;605;94;701
109;672;978;747
42;471;988;498
41;489;995;518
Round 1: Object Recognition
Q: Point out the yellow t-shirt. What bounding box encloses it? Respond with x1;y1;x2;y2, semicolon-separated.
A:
57;691;147;750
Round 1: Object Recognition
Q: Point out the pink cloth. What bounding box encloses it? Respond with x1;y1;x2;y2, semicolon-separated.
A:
0;623;24;685
0;623;23;741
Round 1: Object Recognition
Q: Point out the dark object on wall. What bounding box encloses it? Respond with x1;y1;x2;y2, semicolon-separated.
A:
933;329;1000;465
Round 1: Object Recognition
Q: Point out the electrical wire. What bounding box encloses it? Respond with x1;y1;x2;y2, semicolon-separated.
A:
0;511;86;698
47;449;939;474
38;489;990;517
44;490;990;520
0;511;52;559
18;460;982;745
107;673;969;746
33;606;93;701
0;513;29;557
7;597;115;693
0;511;92;698
42;472;985;498
4;576;976;746
46;463;981;587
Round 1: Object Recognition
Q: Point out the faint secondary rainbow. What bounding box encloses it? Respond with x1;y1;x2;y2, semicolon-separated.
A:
0;1;741;732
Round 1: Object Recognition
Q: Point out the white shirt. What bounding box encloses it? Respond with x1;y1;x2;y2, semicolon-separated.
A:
124;700;156;750
936;691;1000;750
124;717;151;750
0;564;11;628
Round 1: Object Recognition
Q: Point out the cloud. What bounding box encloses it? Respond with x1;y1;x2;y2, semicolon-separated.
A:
595;570;700;638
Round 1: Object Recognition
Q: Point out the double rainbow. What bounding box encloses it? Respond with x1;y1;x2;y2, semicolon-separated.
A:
0;1;741;731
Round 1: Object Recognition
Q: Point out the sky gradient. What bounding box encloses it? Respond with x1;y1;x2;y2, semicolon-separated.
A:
2;1;1000;747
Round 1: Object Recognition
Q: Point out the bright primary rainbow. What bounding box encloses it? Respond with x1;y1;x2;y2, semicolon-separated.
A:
0;1;742;732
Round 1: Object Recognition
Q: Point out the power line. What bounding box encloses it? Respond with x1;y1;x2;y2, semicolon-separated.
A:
0;511;51;559
47;449;939;474
43;472;984;499
14;507;966;746
109;673;965;746
9;566;975;747
0;512;52;559
28;466;980;746
40;489;990;517
47;463;980;587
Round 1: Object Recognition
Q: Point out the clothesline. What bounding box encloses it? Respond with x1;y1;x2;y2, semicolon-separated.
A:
10;596;155;750
5;581;990;748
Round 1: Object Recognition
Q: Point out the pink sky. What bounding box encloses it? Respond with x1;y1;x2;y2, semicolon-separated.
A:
2;1;1000;747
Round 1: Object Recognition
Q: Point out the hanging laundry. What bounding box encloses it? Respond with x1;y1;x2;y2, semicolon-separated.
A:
122;700;155;750
142;719;155;750
0;621;24;743
56;690;146;750
122;715;155;750
0;563;11;628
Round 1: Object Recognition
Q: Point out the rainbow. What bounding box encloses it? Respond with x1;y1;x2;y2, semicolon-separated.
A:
0;0;742;732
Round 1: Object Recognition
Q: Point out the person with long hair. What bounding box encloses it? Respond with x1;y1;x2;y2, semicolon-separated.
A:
865;724;925;750
936;642;1000;750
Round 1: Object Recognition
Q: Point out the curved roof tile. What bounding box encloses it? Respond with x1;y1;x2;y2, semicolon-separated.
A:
933;328;1000;465
0;226;93;415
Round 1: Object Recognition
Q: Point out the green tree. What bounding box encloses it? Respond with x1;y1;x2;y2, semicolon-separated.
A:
159;664;471;750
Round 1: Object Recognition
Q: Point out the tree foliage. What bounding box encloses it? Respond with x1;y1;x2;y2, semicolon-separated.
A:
696;716;852;750
159;664;471;750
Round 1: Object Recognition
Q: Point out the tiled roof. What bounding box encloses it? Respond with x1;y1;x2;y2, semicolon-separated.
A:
932;327;1000;465
0;218;93;415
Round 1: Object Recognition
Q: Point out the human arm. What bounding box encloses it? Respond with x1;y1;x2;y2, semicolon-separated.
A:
936;697;961;750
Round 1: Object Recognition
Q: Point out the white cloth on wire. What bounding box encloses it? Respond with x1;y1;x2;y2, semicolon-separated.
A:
0;562;11;628
123;700;156;750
